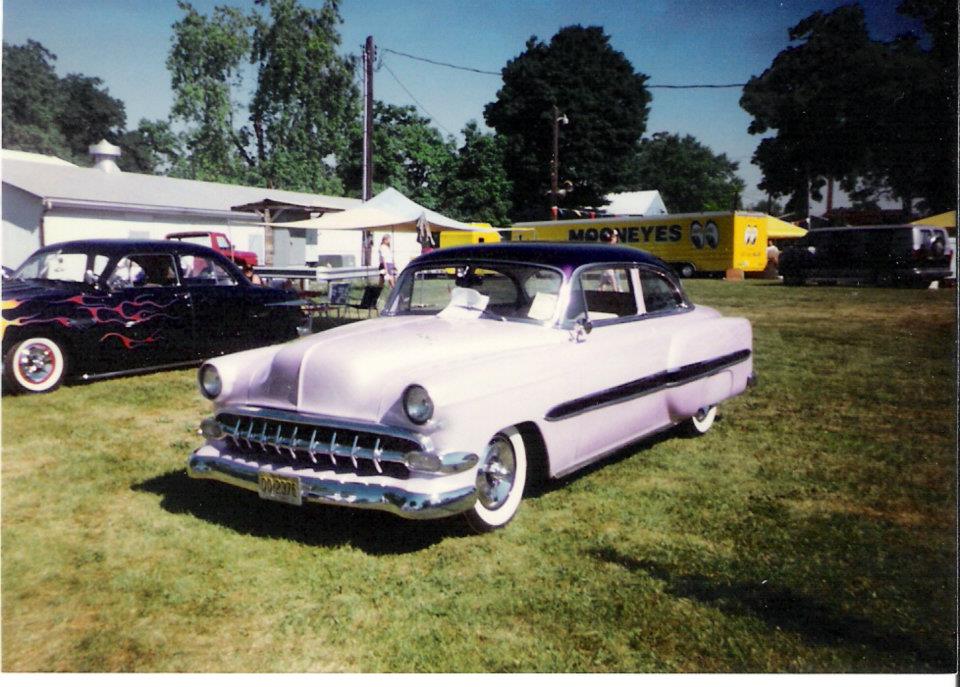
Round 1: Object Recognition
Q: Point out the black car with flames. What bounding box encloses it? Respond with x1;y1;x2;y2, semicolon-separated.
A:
2;239;304;393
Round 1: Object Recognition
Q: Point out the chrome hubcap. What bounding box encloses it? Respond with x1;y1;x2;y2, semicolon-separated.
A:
476;436;516;510
18;343;55;384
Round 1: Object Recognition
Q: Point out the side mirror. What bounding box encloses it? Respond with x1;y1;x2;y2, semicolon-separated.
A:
571;316;592;342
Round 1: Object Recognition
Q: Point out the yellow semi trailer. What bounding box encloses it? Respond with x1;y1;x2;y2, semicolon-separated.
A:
511;212;782;277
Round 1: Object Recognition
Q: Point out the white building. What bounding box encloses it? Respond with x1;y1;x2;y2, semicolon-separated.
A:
1;144;360;269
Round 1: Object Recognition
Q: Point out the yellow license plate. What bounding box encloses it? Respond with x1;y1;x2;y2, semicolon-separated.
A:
257;471;302;506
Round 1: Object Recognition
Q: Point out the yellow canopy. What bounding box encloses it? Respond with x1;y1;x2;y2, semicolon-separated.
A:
914;210;956;229
765;216;808;239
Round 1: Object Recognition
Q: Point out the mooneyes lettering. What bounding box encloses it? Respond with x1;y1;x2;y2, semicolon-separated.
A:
568;224;682;243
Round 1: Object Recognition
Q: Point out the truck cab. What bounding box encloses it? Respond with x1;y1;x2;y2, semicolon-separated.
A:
165;231;259;268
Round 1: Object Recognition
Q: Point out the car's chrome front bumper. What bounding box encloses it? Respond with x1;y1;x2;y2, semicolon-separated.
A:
187;446;478;520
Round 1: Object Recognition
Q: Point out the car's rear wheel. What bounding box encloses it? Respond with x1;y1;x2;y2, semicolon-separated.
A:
464;427;527;533
4;336;67;394
681;405;717;436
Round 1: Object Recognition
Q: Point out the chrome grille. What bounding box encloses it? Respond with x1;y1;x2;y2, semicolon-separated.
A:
216;410;420;479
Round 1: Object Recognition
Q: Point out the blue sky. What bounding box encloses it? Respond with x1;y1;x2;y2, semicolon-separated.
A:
2;0;924;208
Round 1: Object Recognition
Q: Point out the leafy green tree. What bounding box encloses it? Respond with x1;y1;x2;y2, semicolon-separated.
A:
3;39;153;169
56;74;126;157
741;2;957;217
439;122;513;226
168;0;358;193
340;102;456;207
749;197;785;216
626;132;745;213
484;26;651;218
855;0;957;215
2;40;72;159
740;6;886;216
118;120;184;174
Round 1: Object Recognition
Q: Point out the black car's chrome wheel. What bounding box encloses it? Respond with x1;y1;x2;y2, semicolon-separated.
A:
5;337;67;394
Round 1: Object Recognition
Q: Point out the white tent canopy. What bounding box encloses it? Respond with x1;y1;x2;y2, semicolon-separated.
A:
274;187;481;233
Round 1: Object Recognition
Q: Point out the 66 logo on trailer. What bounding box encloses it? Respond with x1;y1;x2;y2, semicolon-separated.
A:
743;225;760;246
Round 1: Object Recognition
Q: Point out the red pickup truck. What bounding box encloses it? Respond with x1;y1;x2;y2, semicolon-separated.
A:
165;231;259;268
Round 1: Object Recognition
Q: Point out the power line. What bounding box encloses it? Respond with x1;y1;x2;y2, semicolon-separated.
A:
649;83;746;89
381;47;500;76
380;45;747;89
379;59;458;138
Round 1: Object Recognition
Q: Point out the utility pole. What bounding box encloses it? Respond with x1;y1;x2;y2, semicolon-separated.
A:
550;105;568;221
361;35;375;266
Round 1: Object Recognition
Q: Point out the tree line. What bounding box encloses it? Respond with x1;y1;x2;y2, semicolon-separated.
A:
3;0;954;225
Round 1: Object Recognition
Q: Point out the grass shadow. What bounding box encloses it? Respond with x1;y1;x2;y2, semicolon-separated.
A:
591;546;957;671
133;469;471;555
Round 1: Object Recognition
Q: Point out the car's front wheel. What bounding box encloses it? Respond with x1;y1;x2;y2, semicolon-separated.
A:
4;336;67;394
465;427;527;533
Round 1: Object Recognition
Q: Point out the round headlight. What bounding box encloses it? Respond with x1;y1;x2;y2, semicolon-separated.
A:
199;364;222;399
403;384;434;425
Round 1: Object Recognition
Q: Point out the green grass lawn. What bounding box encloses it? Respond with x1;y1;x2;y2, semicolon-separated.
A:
2;281;956;672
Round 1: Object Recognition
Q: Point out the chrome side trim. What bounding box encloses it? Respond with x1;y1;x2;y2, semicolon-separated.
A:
545;349;751;421
80;359;203;381
187;452;477;520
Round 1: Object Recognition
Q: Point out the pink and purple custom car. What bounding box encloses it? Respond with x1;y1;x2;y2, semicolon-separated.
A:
188;242;754;532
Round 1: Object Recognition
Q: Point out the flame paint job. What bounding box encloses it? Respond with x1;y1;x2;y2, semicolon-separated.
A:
100;332;161;349
55;294;178;327
2;239;304;384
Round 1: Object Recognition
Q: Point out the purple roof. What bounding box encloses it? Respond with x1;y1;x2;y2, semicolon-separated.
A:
409;241;671;275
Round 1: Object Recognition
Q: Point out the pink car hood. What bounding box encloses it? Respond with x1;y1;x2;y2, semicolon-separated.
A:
238;316;566;421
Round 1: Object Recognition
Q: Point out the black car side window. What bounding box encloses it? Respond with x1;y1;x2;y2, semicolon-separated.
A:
178;253;238;286
108;254;179;290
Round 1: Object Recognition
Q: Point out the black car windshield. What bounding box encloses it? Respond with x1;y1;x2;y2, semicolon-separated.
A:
11;250;101;283
385;261;564;324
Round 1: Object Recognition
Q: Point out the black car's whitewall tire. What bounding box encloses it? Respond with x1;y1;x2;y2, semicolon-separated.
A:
682;405;717;436
465;427;527;533
5;337;67;394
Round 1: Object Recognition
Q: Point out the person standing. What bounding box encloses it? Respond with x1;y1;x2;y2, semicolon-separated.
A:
378;235;397;287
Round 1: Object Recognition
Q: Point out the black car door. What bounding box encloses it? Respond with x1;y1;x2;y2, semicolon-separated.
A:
97;252;195;369
177;250;254;357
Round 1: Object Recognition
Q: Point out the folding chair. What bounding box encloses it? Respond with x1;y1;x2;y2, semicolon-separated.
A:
346;284;383;318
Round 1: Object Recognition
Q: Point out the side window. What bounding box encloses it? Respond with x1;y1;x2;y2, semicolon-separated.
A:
178;253;237;286
569;266;638;321
639;270;685;314
107;254;178;289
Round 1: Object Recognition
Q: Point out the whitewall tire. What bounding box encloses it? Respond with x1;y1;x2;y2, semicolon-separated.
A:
683;405;717;436
464;427;527;533
5;337;67;394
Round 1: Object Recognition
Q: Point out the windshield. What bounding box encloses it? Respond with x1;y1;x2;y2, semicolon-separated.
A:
385;261;564;324
11;250;95;283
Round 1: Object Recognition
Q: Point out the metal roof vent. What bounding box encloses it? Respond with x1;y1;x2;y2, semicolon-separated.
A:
89;139;122;173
